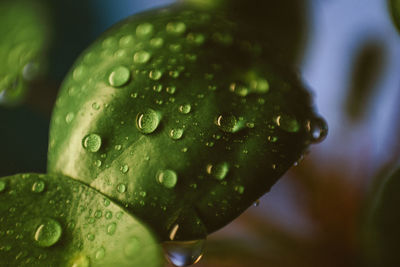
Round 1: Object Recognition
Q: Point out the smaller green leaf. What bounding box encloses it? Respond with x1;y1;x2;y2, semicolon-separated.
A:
0;173;163;267
364;167;400;267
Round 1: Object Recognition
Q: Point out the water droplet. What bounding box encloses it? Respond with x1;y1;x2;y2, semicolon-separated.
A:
119;35;134;47
92;102;100;110
170;129;184;140
163;239;205;266
34;218;62;247
275;114;300;133
115;144;122;151
307;117;328;143
108;66;130;87
32;180;45;193
0;180;6;193
107;222;117;235
250;78;269;94
134;51;151;64
179;104;191;114
149;70;163;80
136;23;154;37
215;114;242;133
117;183;127;193
87;233;95;241
136;109;161;134
103;199;110;207
166;22;186;35
229;82;249;97
65;112;75;124
169;224;179;241
187;33;205;45
150;37;164;48
95;247;106;260
157;170;178;189
166;86;177;95
82;134;102;152
206;162;229;180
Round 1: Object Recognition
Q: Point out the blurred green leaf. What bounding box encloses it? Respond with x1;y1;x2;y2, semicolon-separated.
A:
389;0;400;33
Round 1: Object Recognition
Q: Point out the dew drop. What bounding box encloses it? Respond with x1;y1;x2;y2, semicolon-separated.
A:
32;180;45;193
169;129;184;140
108;66;130;87
95;247;106;260
149;70;163;80
166;22;186;35
136;109;161;134
307;117;328;143
136;23;154;37
275;114;300;133
82;134;102;152
206;162;229;180
120;164;129;174
87;233;95;241
117;183;127;193
179;104;191;114
34;218;62;247
215;114;242;133
229;82;249;97
134;51;151;64
107;222;117;235
92;102;100;110
157;170;178;189
163;239;205;267
235;185;245;194
166;86;177;95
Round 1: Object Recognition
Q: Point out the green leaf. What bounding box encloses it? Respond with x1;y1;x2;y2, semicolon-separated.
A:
363;167;400;266
0;0;51;105
48;2;326;241
390;0;400;33
0;173;163;267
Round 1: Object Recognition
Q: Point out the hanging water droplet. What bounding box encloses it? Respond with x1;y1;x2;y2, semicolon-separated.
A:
117;183;127;193
0;180;6;193
157;170;178;189
136;23;154;37
136;109;161;134
275;114;300;133
149;70;163;80
108;66;131;87
307;117;328;143
134;51;151;64
82;134;102;152
215;114;242;133
179;104;191;114
163;239;206;267
32;180;45;193
169;129;184;140
34;218;62;247
166;22;187;35
206;162;229;180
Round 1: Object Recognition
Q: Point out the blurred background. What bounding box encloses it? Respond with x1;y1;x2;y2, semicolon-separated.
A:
0;0;399;266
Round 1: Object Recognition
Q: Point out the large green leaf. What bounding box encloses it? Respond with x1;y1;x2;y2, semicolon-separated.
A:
0;173;162;266
48;1;326;241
